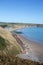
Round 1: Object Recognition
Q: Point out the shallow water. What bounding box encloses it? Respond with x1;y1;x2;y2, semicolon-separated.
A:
17;27;43;44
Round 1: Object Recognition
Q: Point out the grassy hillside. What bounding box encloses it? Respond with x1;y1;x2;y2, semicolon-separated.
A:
0;27;43;65
0;36;6;50
0;27;21;56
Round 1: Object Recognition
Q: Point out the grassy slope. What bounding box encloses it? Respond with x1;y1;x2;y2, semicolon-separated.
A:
0;36;6;50
0;27;43;65
0;27;21;56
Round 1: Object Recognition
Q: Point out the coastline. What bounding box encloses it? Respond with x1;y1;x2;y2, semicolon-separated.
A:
12;33;25;51
12;32;43;63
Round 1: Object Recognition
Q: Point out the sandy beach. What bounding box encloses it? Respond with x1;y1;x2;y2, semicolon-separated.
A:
12;32;43;63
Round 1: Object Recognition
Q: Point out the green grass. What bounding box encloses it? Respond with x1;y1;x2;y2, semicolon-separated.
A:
0;36;6;50
0;36;21;56
9;46;21;56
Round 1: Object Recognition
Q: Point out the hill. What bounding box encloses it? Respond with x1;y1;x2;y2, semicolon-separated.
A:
0;27;21;56
0;27;43;65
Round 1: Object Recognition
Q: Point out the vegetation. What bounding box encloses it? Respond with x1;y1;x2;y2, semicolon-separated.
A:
0;55;43;65
0;36;6;50
0;27;21;55
0;22;43;28
0;25;7;28
0;24;43;65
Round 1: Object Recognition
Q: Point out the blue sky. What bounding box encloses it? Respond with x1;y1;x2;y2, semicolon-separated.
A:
0;0;43;24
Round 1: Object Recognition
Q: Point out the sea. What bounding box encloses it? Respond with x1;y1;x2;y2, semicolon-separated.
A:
16;27;43;44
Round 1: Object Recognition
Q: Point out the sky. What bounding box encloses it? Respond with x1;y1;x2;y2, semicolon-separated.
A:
0;0;43;24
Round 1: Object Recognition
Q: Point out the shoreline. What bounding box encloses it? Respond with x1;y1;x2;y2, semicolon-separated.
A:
12;33;25;51
12;32;43;63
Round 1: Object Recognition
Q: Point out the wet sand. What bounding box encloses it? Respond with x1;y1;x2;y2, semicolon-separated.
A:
12;32;43;63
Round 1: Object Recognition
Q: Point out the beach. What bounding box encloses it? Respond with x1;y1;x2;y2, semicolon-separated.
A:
12;32;43;63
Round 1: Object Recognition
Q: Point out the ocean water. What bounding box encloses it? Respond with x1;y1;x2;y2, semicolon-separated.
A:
17;27;43;44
